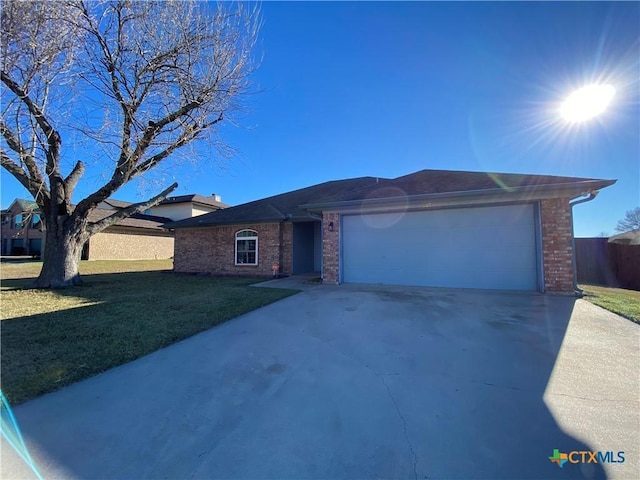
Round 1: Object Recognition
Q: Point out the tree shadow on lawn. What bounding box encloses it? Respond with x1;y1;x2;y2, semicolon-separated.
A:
1;267;179;286
1;271;299;405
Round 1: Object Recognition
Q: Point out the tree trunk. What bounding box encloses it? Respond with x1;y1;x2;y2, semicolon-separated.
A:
34;221;86;288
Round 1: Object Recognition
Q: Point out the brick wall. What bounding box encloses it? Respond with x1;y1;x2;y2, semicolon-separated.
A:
280;222;293;275
87;229;174;260
173;222;293;277
540;198;575;293
322;213;340;284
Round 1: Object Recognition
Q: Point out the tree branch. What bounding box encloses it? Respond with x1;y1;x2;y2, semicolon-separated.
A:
0;71;61;175
0;118;46;187
85;181;178;235
0;150;49;203
79;1;136;176
130;112;223;179
64;160;85;195
127;98;203;164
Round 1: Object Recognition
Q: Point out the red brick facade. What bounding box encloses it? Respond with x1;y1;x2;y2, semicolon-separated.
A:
175;200;577;293
174;222;293;277
322;212;340;284
540;198;575;293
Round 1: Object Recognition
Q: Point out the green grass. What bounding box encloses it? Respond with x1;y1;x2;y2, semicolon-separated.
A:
579;284;640;324
1;260;299;404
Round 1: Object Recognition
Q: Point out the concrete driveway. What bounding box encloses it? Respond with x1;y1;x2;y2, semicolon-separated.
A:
2;282;638;479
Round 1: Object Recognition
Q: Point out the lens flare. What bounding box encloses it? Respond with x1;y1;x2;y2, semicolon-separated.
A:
560;84;616;123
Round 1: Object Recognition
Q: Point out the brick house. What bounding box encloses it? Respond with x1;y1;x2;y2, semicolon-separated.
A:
2;194;227;261
81;209;175;261
166;169;615;293
82;194;228;260
1;198;44;256
99;193;228;221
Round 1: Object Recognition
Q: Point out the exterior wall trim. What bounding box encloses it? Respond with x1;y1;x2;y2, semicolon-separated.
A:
234;229;259;266
534;201;545;293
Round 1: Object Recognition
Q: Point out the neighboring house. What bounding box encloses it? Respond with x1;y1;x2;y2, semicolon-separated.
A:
82;209;174;261
150;194;228;220
166;169;615;293
608;230;640;245
2;193;227;261
83;193;228;260
1;199;44;256
98;194;228;221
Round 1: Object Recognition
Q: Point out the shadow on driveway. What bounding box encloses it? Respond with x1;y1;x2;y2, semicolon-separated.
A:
2;285;638;479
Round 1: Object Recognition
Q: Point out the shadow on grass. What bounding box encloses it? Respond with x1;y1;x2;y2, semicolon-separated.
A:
0;268;174;287
2;287;621;479
1;271;299;404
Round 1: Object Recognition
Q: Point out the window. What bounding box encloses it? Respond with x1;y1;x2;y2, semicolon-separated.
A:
30;213;42;229
13;214;24;229
235;229;258;265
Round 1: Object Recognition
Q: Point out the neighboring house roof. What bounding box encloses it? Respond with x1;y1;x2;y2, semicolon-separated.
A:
159;194;229;209
88;209;173;231
4;193;216;231
100;199;132;209
5;198;40;213
165;177;379;228
100;194;228;211
608;230;640;245
166;169;615;230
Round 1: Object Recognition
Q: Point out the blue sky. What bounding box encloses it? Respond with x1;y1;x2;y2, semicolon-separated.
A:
2;1;639;236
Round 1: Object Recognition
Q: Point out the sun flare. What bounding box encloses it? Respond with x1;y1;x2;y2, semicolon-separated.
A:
560;84;616;123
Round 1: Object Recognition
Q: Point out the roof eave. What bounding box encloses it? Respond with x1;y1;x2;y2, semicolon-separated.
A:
191;201;229;209
164;212;320;230
104;224;169;233
164;217;283;230
301;179;617;212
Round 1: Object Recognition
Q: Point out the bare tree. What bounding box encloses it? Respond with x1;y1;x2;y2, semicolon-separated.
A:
1;0;259;287
615;207;640;233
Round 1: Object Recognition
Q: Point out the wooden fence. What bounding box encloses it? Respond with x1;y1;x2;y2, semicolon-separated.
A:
575;238;640;291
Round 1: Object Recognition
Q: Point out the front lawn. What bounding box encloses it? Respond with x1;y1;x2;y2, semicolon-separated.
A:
579;284;640;324
1;260;299;404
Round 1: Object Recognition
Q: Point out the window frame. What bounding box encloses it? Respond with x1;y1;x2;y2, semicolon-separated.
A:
235;229;258;266
13;214;24;229
30;213;42;229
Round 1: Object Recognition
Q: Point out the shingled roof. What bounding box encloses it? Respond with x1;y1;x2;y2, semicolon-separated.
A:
2;198;40;213
160;194;228;209
609;229;640;245
88;209;172;231
100;199;132;209
164;176;380;228
353;169;609;199
165;169;616;229
101;194;228;211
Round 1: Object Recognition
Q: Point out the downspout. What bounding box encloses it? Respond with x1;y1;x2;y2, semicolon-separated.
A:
569;191;599;295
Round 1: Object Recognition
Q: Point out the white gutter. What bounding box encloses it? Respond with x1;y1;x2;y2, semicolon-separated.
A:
569;191;600;295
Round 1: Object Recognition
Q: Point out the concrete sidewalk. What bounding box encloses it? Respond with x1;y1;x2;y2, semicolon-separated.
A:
2;285;638;479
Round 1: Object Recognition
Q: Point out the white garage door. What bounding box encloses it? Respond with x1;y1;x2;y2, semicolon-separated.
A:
342;204;538;291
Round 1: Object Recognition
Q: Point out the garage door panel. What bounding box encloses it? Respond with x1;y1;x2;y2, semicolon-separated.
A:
342;204;537;290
